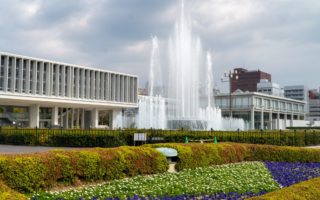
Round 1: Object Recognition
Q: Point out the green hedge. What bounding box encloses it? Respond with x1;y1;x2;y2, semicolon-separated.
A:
0;180;27;200
249;176;320;200
147;143;320;171
0;147;167;193
1;128;320;147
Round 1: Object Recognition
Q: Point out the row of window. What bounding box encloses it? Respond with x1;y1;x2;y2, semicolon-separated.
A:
254;97;304;112
216;96;304;113
0;55;138;103
284;89;304;93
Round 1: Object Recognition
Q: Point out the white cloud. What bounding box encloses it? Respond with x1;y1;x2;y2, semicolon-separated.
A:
0;0;319;89
20;0;40;19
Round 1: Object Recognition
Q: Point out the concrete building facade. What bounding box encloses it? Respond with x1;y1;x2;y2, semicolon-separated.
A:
284;85;308;101
309;99;320;122
257;79;284;97
0;52;138;129
215;92;306;130
284;85;309;117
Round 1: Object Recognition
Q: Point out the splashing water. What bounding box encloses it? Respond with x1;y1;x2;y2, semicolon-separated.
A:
136;0;246;130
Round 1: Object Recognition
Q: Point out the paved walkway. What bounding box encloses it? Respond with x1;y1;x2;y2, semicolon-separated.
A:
0;144;84;154
305;146;320;149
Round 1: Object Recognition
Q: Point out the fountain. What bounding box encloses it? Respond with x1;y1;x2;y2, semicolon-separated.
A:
136;0;246;130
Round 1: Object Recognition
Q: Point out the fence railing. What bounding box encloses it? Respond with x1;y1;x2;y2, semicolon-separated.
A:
0;127;320;147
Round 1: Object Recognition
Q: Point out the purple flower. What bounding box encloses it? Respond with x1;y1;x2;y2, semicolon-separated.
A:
265;162;320;187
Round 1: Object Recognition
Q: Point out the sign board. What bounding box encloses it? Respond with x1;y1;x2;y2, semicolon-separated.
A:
134;133;147;141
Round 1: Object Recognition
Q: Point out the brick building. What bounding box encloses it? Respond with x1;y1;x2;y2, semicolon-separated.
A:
231;68;271;93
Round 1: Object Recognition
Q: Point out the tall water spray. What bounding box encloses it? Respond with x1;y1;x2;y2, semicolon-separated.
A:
206;52;214;109
136;0;246;130
137;36;167;129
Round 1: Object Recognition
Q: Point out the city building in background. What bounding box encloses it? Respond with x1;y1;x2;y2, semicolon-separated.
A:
308;89;320;122
215;91;306;130
284;85;309;117
257;79;284;97
0;52;138;129
230;68;271;93
284;85;309;101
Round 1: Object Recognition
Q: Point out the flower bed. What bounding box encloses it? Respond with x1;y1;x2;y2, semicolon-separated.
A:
265;162;320;187
1;143;320;199
31;161;320;199
31;162;279;200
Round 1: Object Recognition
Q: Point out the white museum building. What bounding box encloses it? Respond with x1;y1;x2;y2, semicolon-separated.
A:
0;52;138;129
215;91;307;130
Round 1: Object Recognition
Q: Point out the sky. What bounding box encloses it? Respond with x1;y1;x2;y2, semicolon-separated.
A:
0;0;319;92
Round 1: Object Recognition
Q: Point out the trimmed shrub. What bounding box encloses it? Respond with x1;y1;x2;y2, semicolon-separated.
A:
0;147;167;193
0;180;27;200
0;156;47;192
147;143;320;171
249;177;320;200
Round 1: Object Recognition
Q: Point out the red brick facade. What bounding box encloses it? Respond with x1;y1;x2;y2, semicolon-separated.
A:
231;68;271;93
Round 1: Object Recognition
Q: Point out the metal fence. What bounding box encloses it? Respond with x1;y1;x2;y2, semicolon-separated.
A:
0;127;319;147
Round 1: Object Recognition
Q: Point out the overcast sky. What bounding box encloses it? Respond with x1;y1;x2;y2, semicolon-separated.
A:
0;0;319;92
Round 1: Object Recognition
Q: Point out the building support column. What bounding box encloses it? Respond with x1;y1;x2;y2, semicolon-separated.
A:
45;63;51;95
32;62;37;95
29;104;39;128
81;109;85;129
3;56;8;92
39;62;44;95
261;110;264;130
91;108;99;128
250;107;255;130
76;108;80;128
111;109;123;129
284;114;287;129
11;57;16;92
277;112;280;130
269;112;272;130
18;59;23;93
63;108;68;129
71;108;74;129
52;106;59;126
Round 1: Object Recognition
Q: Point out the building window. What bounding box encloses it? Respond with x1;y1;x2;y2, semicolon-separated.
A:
98;110;110;126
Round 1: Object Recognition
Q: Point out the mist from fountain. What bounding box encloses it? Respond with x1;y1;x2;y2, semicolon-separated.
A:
136;0;246;130
137;36;167;129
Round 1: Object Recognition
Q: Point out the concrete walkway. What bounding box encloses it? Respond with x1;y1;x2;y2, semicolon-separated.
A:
305;146;320;149
0;144;84;154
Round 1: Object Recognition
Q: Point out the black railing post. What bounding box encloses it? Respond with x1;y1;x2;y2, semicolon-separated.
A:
279;129;281;145
292;129;298;146
35;126;38;145
150;127;153;144
237;128;240;143
304;129;307;146
211;128;214;142
60;126;63;146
